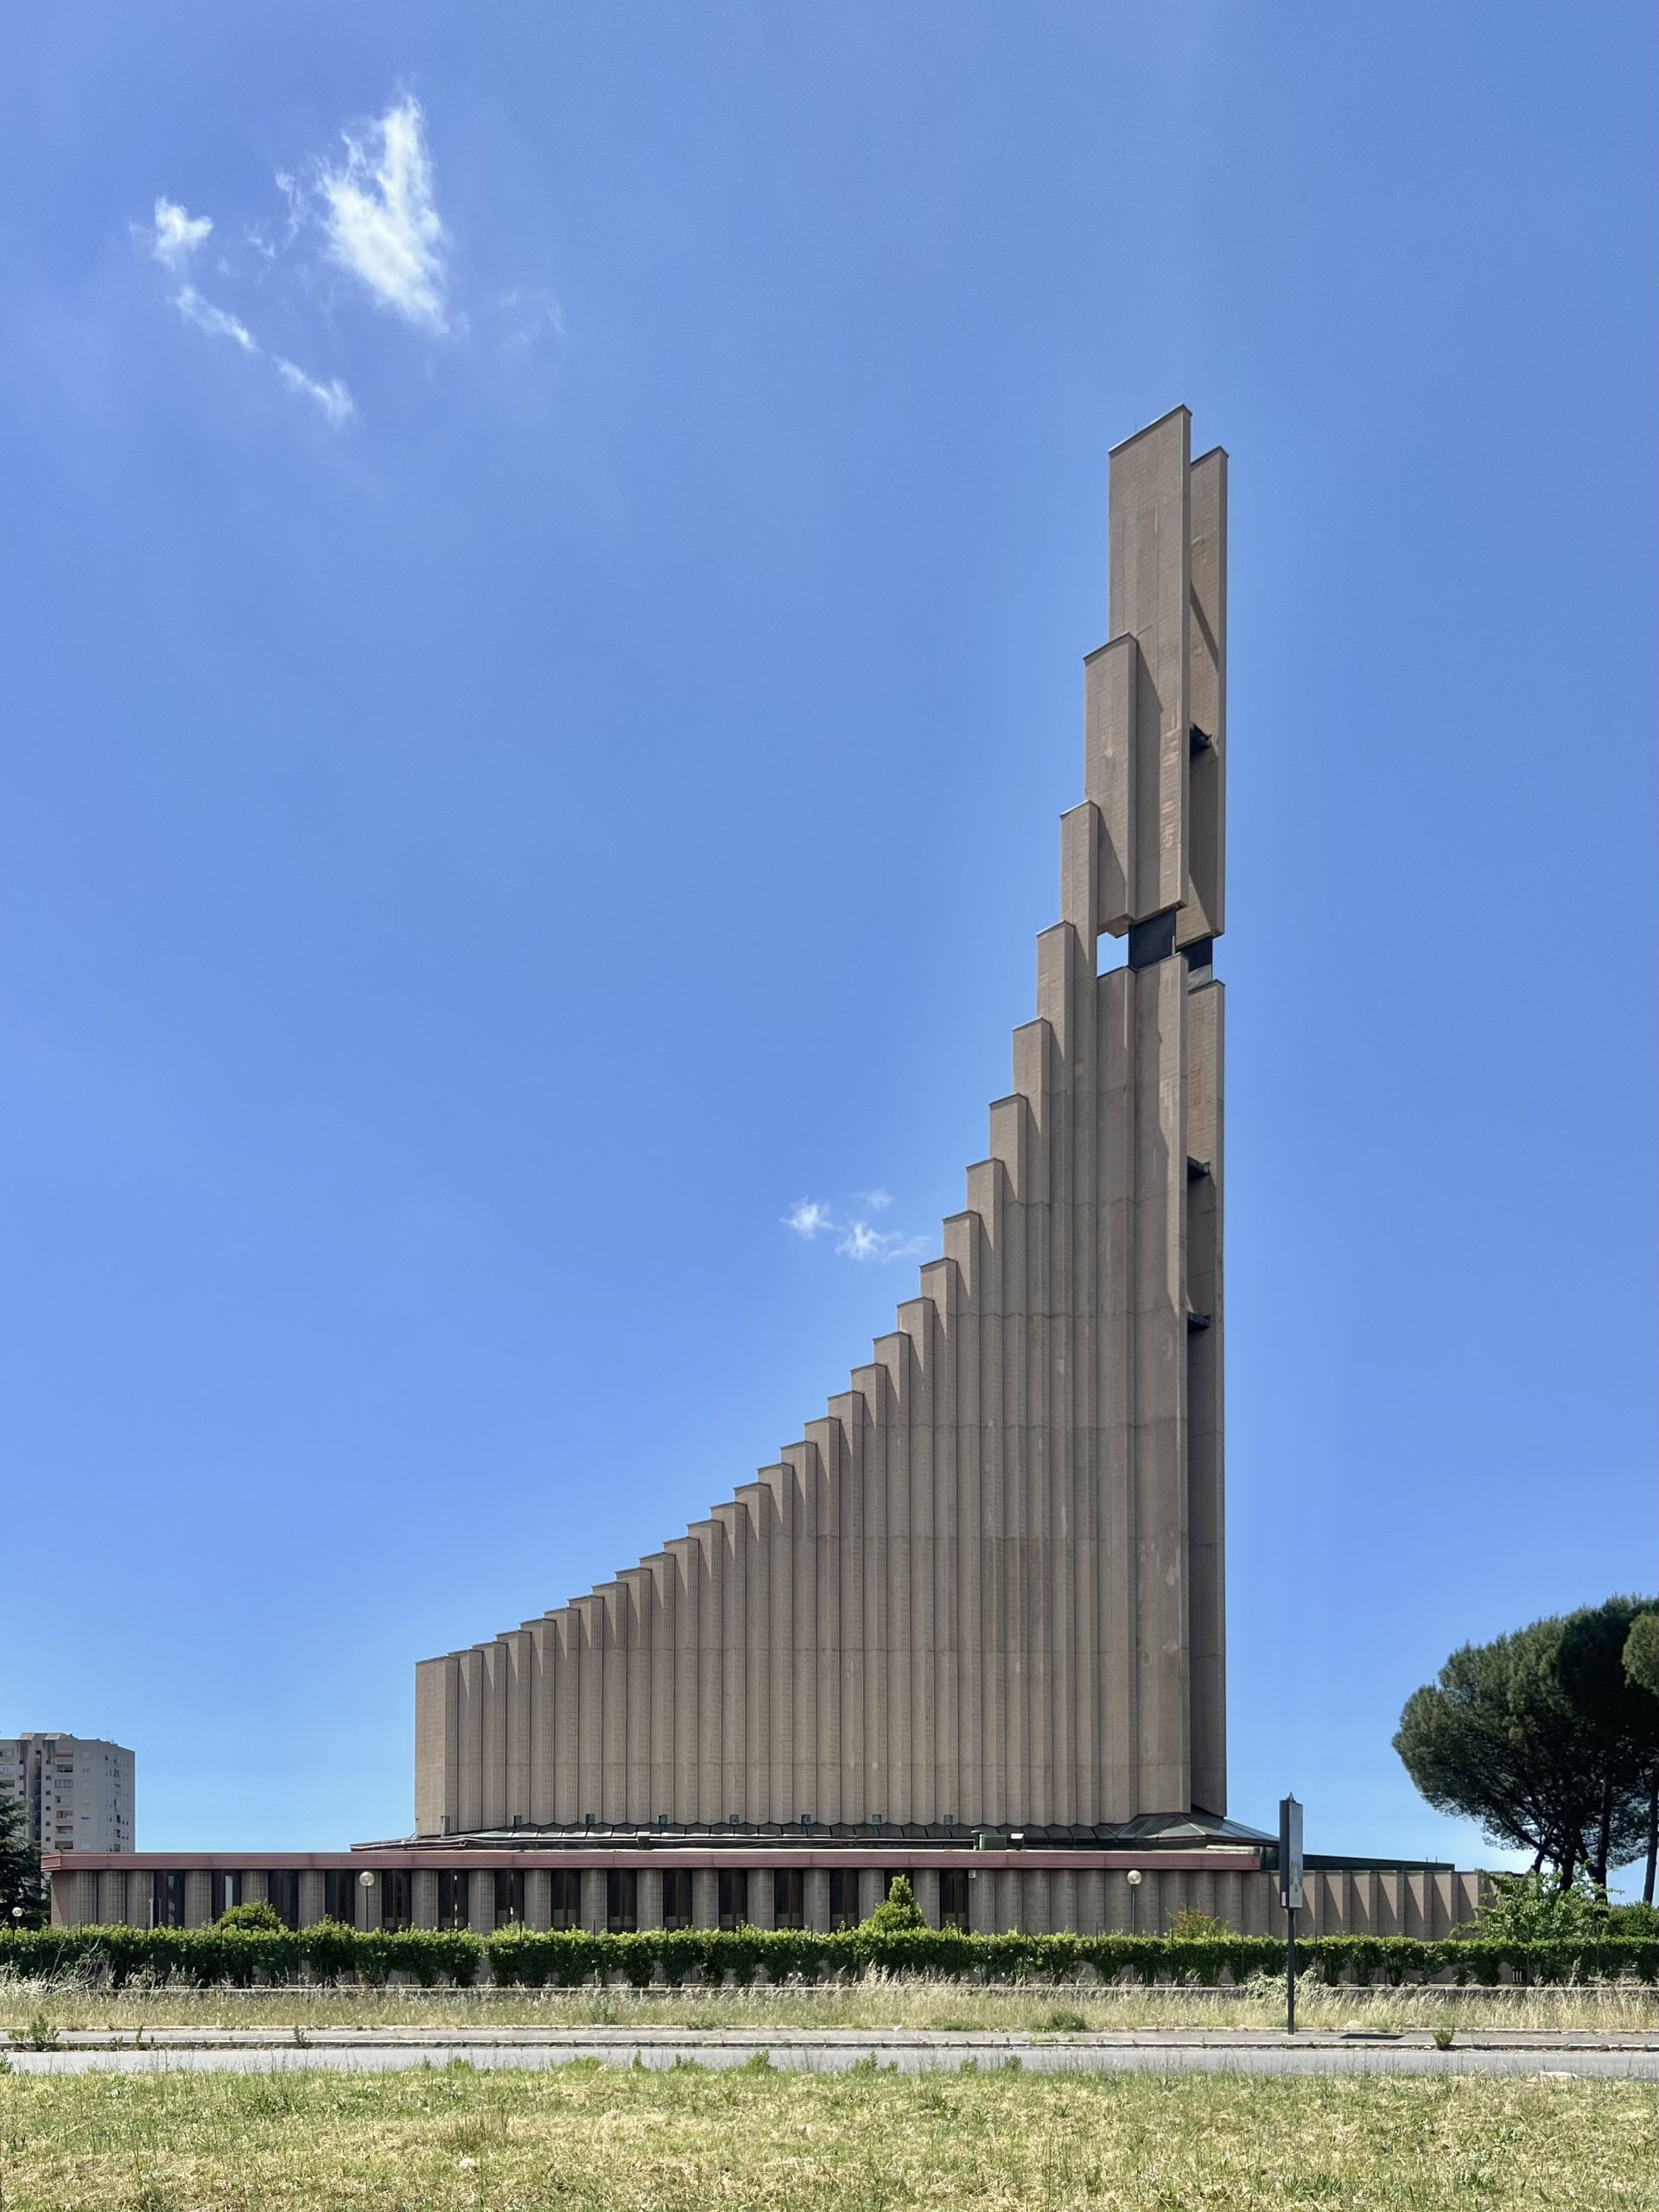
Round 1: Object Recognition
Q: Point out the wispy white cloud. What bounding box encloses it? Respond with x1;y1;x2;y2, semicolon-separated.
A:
141;92;550;429
173;284;256;353
318;96;448;333
783;1191;929;1263
836;1221;930;1264
274;357;356;426
148;197;212;270
273;170;306;248
160;267;353;429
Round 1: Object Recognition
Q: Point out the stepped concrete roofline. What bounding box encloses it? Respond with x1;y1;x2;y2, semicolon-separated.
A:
416;410;1229;1839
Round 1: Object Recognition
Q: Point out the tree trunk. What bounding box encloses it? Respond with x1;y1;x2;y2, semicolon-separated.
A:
1593;1779;1614;1894
1644;1767;1658;1909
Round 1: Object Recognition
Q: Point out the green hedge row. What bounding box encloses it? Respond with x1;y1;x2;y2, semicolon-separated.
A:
3;1924;1656;1988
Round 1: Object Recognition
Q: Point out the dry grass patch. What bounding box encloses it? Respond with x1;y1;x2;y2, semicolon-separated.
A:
0;2063;1650;2210
2;1968;1656;2038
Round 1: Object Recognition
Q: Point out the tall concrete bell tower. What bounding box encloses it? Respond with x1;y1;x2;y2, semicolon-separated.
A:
417;407;1228;1834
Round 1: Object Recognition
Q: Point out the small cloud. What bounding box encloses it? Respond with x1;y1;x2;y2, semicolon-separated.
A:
783;1199;835;1241
173;284;257;353
274;358;355;427
149;197;212;270
318;95;448;333
499;284;564;354
162;276;354;429
836;1221;929;1264
273;170;306;247
785;1186;927;1261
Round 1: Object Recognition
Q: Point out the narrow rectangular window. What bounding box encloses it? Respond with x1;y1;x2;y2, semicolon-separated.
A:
717;1869;747;1930
550;1870;581;1929
607;1870;637;1933
662;1868;692;1930
940;1871;969;1931
493;1869;524;1928
324;1871;358;1924
828;1869;858;1929
772;1867;804;1931
266;1872;301;1930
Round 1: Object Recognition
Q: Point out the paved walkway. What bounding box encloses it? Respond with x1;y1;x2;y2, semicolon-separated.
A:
7;2029;1656;2081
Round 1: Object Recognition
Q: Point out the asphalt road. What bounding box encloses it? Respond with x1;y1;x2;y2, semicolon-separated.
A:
6;2030;1656;2081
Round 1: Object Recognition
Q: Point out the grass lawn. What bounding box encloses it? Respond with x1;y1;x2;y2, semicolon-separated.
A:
0;2063;1649;2210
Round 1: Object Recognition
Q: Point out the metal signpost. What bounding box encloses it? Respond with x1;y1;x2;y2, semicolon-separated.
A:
1278;1794;1304;2033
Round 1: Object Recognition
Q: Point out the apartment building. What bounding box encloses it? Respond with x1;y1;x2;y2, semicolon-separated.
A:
0;1733;134;1853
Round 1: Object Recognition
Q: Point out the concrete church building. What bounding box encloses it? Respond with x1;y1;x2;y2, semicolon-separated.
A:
48;411;1482;1942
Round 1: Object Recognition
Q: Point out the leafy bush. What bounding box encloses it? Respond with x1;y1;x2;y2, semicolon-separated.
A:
1167;1909;1234;1941
214;1902;284;1933
1459;1871;1616;1944
861;1875;925;1933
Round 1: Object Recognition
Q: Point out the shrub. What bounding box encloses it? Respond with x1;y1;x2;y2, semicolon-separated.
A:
1167;1909;1234;1941
1458;1871;1611;1944
214;1902;284;1933
2;1920;1654;1990
861;1875;925;1933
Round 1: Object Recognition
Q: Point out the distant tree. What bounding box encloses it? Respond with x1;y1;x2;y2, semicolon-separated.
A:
0;1789;46;1929
1558;1598;1656;1891
1623;1611;1659;1904
1625;1611;1659;1700
1394;1599;1658;1890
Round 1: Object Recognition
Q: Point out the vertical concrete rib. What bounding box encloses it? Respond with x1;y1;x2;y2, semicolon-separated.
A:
505;1629;531;1829
734;1483;771;1824
1132;954;1190;1813
780;1439;818;1819
761;1465;793;1822
827;1393;865;1824
897;1298;935;1822
1096;967;1137;1817
1108;406;1191;919
1182;447;1227;944
874;1328;912;1818
805;1416;843;1822
710;1506;746;1821
552;1610;577;1825
620;1569;652;1826
1185;977;1226;1813
850;1363;887;1822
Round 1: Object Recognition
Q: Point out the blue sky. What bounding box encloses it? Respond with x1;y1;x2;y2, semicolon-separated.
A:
2;3;1652;1878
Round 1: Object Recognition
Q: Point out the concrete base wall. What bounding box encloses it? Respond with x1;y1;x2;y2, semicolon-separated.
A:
48;1862;1486;1942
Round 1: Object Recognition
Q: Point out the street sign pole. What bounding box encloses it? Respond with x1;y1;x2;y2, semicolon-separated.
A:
1278;1795;1304;2035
